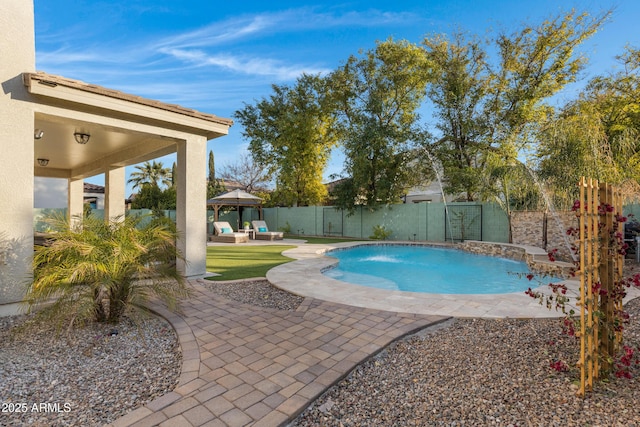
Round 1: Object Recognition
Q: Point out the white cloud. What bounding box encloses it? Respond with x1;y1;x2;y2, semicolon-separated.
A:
161;48;330;80
36;7;417;85
34;178;67;209
154;15;274;50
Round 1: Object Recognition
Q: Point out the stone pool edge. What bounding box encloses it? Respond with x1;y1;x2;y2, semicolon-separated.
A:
266;241;640;319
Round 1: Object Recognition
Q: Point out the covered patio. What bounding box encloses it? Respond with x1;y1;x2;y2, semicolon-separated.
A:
27;71;232;274
1;0;233;314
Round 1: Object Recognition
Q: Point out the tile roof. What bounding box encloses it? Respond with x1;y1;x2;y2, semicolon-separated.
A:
83;183;105;193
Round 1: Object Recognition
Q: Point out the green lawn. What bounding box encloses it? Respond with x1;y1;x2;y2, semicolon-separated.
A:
205;245;297;281
205;237;364;281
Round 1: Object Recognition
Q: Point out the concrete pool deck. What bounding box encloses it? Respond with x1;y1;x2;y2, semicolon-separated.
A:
266;240;640;319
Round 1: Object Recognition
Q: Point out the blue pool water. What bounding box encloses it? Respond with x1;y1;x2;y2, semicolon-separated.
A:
323;245;542;294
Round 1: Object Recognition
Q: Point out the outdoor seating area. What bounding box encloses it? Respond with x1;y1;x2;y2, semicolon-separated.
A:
252;220;284;240
209;221;249;243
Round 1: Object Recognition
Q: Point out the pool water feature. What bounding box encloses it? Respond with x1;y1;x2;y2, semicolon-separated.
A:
323;245;549;294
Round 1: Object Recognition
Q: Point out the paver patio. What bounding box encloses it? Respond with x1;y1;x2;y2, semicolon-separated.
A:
107;280;448;427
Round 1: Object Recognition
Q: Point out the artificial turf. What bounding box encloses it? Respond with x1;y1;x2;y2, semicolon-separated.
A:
205;245;297;281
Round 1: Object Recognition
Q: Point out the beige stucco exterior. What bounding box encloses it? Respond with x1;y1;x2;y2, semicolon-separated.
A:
0;0;232;315
0;0;37;316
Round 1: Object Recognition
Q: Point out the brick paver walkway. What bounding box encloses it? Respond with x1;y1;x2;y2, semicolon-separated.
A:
108;280;448;427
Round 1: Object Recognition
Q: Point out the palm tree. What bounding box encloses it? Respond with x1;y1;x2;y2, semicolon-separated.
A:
25;213;190;328
128;160;172;191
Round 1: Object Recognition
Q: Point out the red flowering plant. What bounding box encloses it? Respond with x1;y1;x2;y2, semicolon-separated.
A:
526;201;640;381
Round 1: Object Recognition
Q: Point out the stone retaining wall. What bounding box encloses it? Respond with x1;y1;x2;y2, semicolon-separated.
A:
511;211;578;262
459;240;574;279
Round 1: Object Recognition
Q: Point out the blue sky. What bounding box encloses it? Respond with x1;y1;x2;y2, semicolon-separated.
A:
33;0;639;206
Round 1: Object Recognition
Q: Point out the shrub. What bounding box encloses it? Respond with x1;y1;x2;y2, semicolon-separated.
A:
370;225;392;240
279;221;291;233
25;213;190;329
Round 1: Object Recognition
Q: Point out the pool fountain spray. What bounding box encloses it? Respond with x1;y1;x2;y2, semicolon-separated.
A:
524;164;578;263
423;148;455;243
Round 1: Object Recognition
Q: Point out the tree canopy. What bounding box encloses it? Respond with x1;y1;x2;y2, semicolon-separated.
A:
232;9;640;211
328;38;434;211
127;160;172;191
536;46;640;205
424;10;609;202
218;155;271;194
129;160;176;211
235;74;338;206
207;150;226;199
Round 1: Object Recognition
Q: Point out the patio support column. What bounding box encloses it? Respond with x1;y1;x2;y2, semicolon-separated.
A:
0;0;36;314
176;136;207;277
68;178;84;228
105;166;125;221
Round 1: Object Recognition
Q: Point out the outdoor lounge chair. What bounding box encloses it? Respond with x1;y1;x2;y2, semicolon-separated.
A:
210;221;249;243
251;220;284;241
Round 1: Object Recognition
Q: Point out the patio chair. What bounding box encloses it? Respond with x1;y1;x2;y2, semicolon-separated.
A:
210;221;249;243
251;220;284;241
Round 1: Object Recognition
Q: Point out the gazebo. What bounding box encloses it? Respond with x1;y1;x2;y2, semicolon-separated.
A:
207;189;263;231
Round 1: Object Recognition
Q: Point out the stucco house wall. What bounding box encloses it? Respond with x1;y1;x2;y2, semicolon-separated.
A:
0;0;37;314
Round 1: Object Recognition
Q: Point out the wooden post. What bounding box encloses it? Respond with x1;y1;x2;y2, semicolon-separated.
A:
576;177;624;396
599;183;614;372
578;177;587;396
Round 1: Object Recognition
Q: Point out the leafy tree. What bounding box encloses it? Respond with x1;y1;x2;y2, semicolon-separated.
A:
207;150;226;199
128;160;176;210
425;11;609;202
219;155;271;194
25;213;189;328
328;38;433;211
536;46;640;205
131;183;176;211
423;32;490;201
235;73;338;206
128;160;172;191
480;153;543;242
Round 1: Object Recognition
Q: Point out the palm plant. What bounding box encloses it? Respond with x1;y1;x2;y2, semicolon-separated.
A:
128;160;172;191
25;213;190;328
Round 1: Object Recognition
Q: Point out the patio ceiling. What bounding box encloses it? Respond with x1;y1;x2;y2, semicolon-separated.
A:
25;72;232;180
33;112;178;179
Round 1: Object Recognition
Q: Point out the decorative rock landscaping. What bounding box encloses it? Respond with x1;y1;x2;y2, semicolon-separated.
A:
0;314;181;426
293;294;640;427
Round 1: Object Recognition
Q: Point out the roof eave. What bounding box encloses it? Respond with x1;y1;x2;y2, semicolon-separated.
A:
23;72;233;139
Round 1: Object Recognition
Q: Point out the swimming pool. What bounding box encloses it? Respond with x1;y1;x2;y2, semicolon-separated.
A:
323;244;544;294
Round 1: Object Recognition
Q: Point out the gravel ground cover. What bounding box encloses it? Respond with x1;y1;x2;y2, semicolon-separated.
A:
202;279;305;311
0;315;180;427
292;285;640;426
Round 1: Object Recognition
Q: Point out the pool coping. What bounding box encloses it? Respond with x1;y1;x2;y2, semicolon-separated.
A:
267;241;640;319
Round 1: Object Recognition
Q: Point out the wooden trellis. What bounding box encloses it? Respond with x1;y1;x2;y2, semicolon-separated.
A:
576;177;624;396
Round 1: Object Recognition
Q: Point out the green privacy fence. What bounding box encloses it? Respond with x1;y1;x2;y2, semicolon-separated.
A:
256;202;511;243
34;203;640;244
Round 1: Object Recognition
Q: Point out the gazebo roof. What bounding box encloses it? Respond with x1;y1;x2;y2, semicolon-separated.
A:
207;189;263;207
206;190;263;223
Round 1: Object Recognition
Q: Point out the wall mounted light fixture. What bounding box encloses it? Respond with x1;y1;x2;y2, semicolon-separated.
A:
34;129;44;139
74;132;90;144
37;158;49;166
